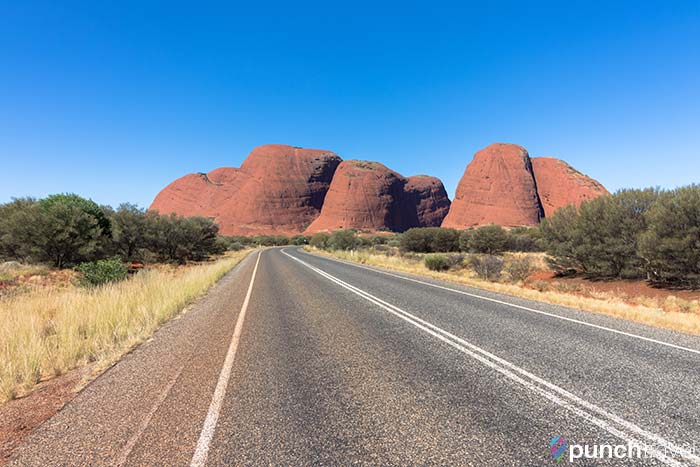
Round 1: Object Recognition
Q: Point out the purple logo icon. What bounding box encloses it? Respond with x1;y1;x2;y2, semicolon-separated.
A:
549;436;568;463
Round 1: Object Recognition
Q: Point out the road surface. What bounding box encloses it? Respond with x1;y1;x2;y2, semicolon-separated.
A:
9;248;700;466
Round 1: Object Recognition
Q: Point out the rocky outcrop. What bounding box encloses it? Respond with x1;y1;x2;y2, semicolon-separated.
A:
305;161;406;232
152;141;606;235
151;144;341;236
442;143;544;228
403;176;452;228
304;162;452;233
531;157;610;217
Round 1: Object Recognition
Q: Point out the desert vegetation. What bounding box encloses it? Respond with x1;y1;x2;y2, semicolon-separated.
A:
0;194;258;402
0;250;249;402
541;185;700;286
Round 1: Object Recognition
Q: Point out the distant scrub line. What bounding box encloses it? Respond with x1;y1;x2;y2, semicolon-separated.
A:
1;184;698;286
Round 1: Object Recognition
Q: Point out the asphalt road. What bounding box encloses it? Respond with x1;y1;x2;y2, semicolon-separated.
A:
9;248;700;466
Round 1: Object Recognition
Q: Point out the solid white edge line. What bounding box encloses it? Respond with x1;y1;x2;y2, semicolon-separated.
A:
282;249;696;467
190;251;261;467
297;248;700;356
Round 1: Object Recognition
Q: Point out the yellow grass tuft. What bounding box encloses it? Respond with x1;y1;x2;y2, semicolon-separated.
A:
0;250;252;403
307;248;700;336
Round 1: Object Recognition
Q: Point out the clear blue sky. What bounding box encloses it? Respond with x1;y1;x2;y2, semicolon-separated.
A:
1;1;698;208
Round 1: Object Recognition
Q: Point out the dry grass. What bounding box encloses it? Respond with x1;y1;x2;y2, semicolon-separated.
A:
0;250;252;403
307;248;700;336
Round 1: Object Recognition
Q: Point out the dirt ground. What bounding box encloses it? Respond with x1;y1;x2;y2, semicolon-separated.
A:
0;367;92;466
526;271;700;306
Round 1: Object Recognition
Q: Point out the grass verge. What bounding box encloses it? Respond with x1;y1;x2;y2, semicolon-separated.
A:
0;250;252;403
306;248;700;336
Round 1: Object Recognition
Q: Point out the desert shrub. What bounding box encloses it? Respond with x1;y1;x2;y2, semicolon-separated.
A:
291;235;309;246
227;241;245;251
0;198;38;263
251;235;290;246
146;213;220;263
327;230;359;250
109;203;150;261
424;253;450;271
459;229;474;252
228;236;254;246
309;232;330;249
639;185;700;284
0;194;112;268
446;253;465;269
540;205;580;273
372;244;392;253
75;258;128;287
508;226;544;252
431;228;461;252
469;255;504;281
400;228;431;252
356;236;373;248
369;235;389;246
400;228;460;253
505;256;535;282
541;189;658;278
468;225;509;254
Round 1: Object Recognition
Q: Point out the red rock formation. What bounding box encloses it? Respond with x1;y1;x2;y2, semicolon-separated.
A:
150;172;226;219
304;162;452;233
442;143;544;228
403;176;451;228
150;144;341;236
531;157;609;217
305;161;406;232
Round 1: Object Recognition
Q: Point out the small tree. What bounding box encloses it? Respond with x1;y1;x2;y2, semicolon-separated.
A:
0;198;38;262
430;228;461;252
327;230;358;250
32;194;112;267
146;213;220;263
400;228;431;252
459;229;474;252
468;225;509;254
639;185;700;284
309;232;330;249
110;203;149;261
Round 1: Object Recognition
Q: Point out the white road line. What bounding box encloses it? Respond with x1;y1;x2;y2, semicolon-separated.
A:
116;365;185;466
297;249;700;356
190;251;261;467
282;249;698;467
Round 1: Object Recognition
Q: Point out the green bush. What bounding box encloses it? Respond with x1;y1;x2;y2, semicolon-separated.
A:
639;185;700;284
424;253;450;271
144;213;221;263
227;241;245;251
309;233;330;249
327;230;359;250
291;235;309;246
251;235;290;246
76;258;128;287
369;235;389;246
507;226;544;252
0;194;111;268
458;229;474;252
541;189;658;278
468;225;509;254
469;255;504;281
400;228;460;253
